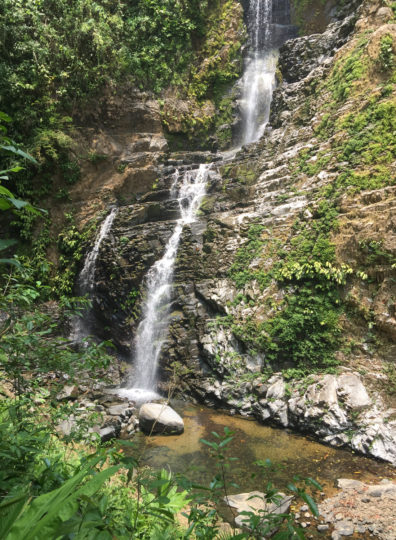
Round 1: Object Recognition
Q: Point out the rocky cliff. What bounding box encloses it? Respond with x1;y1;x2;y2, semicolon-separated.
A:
63;0;396;463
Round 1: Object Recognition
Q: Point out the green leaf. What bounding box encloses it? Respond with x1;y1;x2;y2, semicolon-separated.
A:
0;258;22;268
0;185;14;198
305;477;322;491
1;145;38;164
199;438;216;449
8;198;29;210
0;239;17;251
0;199;12;210
6;463;119;540
0;493;29;538
0;112;12;123
300;492;319;517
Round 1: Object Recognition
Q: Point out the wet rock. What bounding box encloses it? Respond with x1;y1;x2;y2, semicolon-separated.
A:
278;14;357;83
139;403;184;435
99;424;119;442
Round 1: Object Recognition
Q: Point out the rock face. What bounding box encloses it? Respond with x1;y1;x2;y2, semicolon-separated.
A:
278;12;358;84
139;403;184;435
201;371;396;465
76;0;396;463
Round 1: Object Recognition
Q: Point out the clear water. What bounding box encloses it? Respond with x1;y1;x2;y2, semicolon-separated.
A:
131;402;396;498
119;165;210;402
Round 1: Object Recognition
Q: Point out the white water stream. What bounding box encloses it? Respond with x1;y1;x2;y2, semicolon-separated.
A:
119;164;210;402
240;0;277;146
71;208;117;342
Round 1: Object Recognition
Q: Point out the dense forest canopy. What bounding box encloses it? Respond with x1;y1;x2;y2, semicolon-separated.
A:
0;0;208;143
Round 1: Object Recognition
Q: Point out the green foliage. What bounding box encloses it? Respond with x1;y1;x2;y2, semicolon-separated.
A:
264;282;342;370
0;113;45;266
188;0;244;101
0;272;111;399
332;98;396;192
227;201;351;371
358;239;396;267
379;34;394;71
327;35;368;102
1;0;129;139
126;0;208;93
229;223;272;289
53;213;97;296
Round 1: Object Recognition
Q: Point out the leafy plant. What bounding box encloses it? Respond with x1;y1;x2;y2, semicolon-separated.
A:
0;112;43;266
378;34;394;71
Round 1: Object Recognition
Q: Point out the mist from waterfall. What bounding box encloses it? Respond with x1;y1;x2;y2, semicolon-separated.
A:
119;164;210;402
70;208;117;342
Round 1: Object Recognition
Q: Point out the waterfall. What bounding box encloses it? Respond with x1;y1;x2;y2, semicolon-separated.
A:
70;207;117;342
239;0;294;146
119;164;210;402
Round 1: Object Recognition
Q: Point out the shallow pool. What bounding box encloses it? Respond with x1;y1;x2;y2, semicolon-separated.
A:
127;401;395;498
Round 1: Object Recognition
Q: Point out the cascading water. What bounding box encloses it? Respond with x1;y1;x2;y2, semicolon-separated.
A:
118;0;295;403
239;0;295;146
70;207;117;342
119;164;210;402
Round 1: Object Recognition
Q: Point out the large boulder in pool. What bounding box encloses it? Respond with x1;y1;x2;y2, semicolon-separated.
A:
139;403;184;435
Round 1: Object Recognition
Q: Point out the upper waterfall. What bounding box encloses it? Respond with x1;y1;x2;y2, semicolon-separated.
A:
239;0;295;146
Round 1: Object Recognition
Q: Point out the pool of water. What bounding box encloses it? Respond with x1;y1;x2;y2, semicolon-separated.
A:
126;402;395;499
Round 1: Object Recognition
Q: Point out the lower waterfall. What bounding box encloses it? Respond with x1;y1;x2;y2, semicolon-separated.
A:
119;164;210;402
70;207;117;342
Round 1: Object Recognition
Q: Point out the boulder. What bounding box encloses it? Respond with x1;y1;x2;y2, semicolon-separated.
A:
225;491;292;529
139;403;184;435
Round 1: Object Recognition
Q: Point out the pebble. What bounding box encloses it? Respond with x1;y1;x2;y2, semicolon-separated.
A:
320;478;396;540
317;524;329;532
